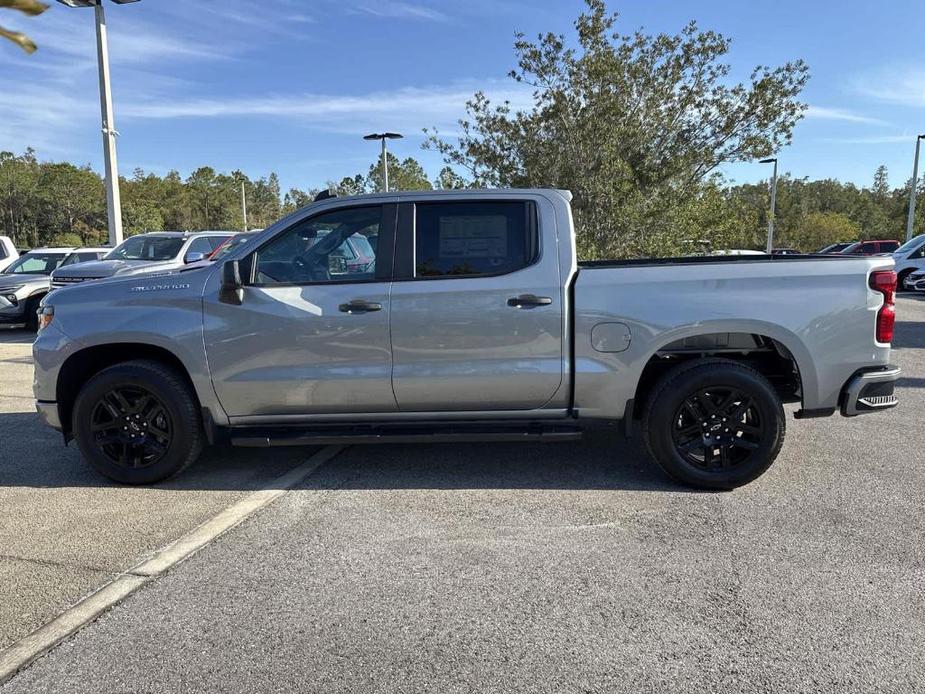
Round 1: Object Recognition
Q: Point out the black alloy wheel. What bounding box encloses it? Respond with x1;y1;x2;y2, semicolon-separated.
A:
641;359;786;490
670;387;763;471
89;385;172;469
73;359;204;484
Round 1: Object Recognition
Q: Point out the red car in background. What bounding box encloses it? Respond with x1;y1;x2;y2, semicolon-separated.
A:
839;240;900;256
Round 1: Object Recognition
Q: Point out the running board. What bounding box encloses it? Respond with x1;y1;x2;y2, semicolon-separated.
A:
230;425;583;448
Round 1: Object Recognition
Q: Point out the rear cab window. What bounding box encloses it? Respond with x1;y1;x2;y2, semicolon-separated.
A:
412;201;538;279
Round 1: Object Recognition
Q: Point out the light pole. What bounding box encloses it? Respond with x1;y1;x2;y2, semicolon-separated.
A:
363;132;403;192
56;0;139;247
905;134;925;243
240;182;248;232
760;157;778;254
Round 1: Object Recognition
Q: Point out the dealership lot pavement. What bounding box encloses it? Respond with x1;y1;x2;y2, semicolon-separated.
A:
0;328;312;650
2;296;925;692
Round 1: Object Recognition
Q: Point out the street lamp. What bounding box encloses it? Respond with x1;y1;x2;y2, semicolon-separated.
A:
760;157;778;254
363;132;403;192
905;134;925;243
55;0;140;247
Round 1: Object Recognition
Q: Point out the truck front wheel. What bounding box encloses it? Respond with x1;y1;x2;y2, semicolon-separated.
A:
72;359;204;484
641;359;785;490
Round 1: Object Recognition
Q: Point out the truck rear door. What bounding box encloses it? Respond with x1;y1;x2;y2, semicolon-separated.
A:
388;196;566;411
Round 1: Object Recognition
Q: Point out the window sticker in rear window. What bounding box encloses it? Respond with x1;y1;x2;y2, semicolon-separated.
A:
438;215;508;259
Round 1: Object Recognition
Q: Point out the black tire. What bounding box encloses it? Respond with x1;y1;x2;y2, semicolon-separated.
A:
897;269;913;293
72;359;204;484
641;358;785;490
24;295;41;332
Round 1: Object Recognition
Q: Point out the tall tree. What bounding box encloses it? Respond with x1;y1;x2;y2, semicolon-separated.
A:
425;0;809;258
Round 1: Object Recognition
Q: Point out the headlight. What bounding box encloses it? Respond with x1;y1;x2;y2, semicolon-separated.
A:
37;305;54;331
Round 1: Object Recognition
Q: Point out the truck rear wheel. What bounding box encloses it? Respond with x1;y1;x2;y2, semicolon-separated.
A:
641;359;785;490
72;359;204;484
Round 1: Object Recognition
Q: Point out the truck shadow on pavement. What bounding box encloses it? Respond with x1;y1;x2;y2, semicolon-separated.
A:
893;315;925;350
0;328;34;345
0;412;683;493
300;433;685;493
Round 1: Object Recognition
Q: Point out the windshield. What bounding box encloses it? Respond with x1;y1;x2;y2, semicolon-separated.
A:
211;234;254;261
106;236;185;261
60;251;103;266
894;235;925;255
5;252;69;275
350;234;375;258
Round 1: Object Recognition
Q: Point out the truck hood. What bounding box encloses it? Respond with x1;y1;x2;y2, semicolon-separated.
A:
51;258;175;280
0;273;48;289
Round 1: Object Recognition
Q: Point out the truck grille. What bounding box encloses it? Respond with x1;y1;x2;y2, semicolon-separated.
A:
52;276;101;288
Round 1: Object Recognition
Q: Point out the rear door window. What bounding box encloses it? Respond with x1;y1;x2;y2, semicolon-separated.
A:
413;201;537;278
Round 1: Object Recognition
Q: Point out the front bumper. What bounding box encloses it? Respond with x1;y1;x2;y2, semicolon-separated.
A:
0;296;26;323
36;400;62;430
840;365;900;416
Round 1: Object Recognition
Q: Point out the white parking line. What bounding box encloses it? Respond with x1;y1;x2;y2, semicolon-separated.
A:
0;445;344;684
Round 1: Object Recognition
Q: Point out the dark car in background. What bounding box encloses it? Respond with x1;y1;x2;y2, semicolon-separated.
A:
817;242;853;254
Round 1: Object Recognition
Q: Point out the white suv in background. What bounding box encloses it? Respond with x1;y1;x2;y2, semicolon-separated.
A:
893;234;925;290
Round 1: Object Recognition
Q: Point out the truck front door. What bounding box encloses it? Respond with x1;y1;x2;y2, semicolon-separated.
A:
202;203;398;419
388;197;566;411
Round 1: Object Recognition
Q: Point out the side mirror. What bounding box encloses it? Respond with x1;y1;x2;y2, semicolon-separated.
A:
219;259;243;305
185;251;206;264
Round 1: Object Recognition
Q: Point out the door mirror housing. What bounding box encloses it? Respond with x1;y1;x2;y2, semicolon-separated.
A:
185;251;206;264
220;259;244;305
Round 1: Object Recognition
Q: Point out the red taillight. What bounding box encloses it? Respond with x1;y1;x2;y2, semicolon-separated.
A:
870;270;896;343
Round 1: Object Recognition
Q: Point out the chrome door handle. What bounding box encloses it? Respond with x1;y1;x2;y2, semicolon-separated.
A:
507;294;553;309
339;299;382;314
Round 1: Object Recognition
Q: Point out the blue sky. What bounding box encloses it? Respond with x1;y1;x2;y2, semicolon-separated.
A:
2;0;925;193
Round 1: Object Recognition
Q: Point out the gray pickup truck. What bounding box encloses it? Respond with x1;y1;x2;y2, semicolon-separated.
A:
33;189;900;489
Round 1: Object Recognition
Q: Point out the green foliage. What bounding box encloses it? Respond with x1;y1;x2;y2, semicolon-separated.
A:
424;0;809;258
783;211;859;252
434;166;468;190
329;153;434;195
0;148;441;248
48;232;83;247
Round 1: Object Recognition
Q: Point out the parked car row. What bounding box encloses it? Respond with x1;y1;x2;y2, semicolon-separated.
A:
0;247;109;330
0;225;389;331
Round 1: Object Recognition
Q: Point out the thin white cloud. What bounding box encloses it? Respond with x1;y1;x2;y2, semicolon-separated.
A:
852;67;925;107
23;9;236;68
805;105;888;126
354;2;449;22
819;134;914;145
120;82;534;136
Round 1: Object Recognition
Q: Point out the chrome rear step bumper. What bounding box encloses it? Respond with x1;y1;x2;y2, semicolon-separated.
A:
840;365;900;417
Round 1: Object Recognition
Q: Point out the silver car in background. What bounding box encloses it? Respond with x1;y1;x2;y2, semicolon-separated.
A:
0;247;107;330
50;231;233;289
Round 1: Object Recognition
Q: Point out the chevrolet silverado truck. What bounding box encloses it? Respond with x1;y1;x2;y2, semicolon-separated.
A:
33;189;900;489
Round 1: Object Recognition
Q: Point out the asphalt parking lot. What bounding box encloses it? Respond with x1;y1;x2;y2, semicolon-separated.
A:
1;296;924;692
